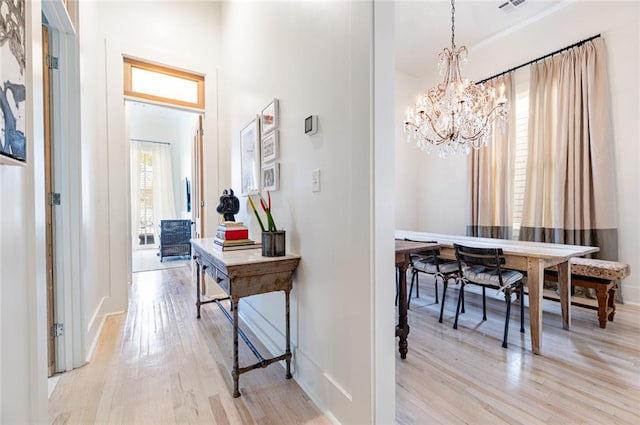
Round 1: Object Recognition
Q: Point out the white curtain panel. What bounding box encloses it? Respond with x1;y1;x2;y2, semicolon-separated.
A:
130;141;177;248
467;72;517;239
130;143;142;249
150;143;177;224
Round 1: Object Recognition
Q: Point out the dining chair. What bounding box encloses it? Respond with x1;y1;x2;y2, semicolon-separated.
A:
452;243;526;348
407;242;459;323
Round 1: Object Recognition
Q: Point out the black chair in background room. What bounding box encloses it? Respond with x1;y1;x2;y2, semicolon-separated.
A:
452;243;526;348
407;243;459;323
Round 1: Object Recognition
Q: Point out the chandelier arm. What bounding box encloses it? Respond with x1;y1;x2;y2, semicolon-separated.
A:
422;112;456;142
457;104;507;140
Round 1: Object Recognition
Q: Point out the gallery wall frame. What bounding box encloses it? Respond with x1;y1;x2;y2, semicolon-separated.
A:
260;98;279;135
240;116;261;195
261;130;279;164
262;162;279;192
0;0;27;165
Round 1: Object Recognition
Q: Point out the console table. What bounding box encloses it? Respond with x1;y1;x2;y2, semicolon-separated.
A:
191;238;301;397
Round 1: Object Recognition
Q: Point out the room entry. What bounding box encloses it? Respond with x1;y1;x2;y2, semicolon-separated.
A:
123;57;205;273
128;102;201;272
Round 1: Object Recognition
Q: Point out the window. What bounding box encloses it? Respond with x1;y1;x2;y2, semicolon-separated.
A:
123;57;205;109
511;69;530;240
138;150;154;245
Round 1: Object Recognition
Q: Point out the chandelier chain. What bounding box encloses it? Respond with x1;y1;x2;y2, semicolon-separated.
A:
451;0;455;49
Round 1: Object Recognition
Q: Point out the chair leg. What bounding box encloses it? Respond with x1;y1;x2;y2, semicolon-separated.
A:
482;286;487;321
433;277;438;304
520;285;525;333
415;273;420;300
439;279;448;323
453;283;465;329
408;271;416;309
461;287;465;314
503;288;512;349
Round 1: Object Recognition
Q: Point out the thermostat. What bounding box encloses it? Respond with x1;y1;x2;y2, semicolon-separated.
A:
305;115;318;135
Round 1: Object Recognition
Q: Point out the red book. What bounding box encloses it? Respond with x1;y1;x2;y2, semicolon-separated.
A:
216;228;249;240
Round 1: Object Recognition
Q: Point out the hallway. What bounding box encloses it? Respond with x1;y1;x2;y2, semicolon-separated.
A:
48;267;329;424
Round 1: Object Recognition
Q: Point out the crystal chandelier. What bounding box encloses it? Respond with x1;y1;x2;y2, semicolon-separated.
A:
403;0;508;157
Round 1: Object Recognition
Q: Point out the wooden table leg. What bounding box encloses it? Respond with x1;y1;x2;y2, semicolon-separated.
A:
527;258;544;354
557;261;571;330
285;289;292;379
232;296;240;398
397;257;410;359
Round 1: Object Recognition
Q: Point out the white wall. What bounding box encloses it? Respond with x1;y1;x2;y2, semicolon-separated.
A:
396;1;640;304
0;1;48;422
78;0;222;354
220;2;393;423
395;71;420;230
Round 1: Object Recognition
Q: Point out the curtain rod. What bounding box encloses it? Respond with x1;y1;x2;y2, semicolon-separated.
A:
130;138;171;145
477;34;601;85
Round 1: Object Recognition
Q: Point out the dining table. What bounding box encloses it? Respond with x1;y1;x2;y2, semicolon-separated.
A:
396;230;598;354
395;239;440;358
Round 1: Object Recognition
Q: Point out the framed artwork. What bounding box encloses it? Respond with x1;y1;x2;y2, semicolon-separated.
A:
240;116;260;195
0;0;27;163
262;162;279;192
260;98;279;135
261;130;279;164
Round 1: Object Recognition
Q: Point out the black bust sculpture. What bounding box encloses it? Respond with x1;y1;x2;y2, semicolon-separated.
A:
216;188;240;222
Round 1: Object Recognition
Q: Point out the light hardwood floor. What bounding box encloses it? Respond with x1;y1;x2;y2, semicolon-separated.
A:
397;278;640;424
48;265;330;425
49;266;640;424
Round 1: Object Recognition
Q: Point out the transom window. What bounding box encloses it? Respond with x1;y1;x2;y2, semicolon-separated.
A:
123;57;204;109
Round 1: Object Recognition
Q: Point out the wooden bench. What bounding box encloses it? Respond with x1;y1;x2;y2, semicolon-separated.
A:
544;258;630;328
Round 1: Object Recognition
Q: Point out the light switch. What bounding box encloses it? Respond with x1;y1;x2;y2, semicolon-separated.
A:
312;169;321;192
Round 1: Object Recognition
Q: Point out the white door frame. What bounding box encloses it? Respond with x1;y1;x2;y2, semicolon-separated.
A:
42;2;85;373
99;38;219;343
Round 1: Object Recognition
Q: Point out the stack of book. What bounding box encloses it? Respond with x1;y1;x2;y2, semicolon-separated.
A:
214;221;260;251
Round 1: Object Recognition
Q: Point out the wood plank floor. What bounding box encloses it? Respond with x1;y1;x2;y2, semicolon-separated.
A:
48;265;330;425
49;266;640;424
398;277;640;424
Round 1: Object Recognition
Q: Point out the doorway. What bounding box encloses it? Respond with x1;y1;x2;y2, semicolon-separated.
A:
128;101;200;273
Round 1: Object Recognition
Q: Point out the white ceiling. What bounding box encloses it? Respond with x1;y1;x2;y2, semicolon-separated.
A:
395;0;566;77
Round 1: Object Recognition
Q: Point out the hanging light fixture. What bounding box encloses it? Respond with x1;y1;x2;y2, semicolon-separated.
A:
403;0;508;157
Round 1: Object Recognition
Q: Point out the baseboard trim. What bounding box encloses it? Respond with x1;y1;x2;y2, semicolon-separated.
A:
238;300;347;425
85;296;123;363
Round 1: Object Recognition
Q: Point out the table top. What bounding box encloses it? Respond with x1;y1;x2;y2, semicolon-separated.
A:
191;238;300;267
396;230;598;260
395;239;439;254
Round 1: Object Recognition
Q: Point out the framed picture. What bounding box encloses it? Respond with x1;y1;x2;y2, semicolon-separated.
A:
0;0;27;163
260;98;279;135
240;116;260;195
261;130;279;164
262;162;279;192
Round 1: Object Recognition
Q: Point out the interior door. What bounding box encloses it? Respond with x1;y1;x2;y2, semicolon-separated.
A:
192;114;204;239
192;115;206;293
42;24;56;377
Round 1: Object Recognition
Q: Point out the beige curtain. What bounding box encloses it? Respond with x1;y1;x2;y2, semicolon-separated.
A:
467;73;516;239
520;38;618;261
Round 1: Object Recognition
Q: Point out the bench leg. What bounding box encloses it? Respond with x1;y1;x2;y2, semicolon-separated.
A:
607;285;617;322
595;286;609;329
